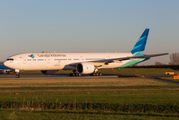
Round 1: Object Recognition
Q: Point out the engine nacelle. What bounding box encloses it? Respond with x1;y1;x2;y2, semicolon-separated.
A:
76;62;95;74
41;70;59;75
1;69;10;74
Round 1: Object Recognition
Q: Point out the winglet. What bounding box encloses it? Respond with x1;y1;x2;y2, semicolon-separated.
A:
131;28;149;56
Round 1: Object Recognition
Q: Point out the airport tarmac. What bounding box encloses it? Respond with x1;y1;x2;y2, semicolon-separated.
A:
144;75;179;85
1;73;179;85
0;73;119;79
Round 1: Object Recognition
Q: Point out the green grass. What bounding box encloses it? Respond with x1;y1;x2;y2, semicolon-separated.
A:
1;109;179;120
0;68;179;119
1;93;179;105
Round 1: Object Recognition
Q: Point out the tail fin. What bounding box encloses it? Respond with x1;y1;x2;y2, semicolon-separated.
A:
131;28;149;56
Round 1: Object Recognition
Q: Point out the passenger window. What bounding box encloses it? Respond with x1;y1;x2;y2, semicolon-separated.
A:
38;59;43;61
7;58;14;61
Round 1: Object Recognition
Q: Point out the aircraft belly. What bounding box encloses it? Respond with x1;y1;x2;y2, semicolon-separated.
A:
62;65;76;70
101;62;125;69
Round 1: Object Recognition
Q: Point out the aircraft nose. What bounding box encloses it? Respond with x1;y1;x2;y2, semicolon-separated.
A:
3;61;12;68
3;61;8;67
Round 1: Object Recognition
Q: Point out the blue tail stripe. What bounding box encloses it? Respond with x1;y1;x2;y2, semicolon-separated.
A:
131;37;147;53
132;44;143;50
136;36;146;42
134;37;147;47
131;45;145;54
131;29;149;55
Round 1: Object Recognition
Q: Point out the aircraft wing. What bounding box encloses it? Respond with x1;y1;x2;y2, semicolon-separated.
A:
70;53;169;66
92;53;169;63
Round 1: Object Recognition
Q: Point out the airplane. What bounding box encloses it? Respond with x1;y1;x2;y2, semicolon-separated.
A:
0;65;14;74
4;28;169;78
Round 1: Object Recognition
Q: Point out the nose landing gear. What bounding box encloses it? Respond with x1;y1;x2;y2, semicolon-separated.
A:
16;74;20;78
15;69;21;78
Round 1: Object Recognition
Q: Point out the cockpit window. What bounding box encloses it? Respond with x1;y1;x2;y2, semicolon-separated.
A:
7;58;14;61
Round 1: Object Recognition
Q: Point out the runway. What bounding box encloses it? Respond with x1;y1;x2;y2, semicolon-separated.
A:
0;85;179;90
1;73;179;85
0;73;119;79
144;75;179;85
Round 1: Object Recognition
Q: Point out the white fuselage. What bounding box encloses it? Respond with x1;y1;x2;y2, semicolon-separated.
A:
4;52;132;71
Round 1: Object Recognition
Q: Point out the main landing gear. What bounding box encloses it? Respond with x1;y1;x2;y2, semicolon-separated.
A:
90;68;102;76
90;72;102;76
69;70;102;77
69;70;81;77
15;69;20;78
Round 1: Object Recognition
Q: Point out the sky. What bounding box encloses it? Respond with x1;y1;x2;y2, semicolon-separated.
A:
0;0;179;65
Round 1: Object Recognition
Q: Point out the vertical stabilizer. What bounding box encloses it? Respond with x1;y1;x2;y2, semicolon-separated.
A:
131;28;149;56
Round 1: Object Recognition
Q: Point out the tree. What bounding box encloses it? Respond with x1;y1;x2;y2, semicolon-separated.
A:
155;61;164;65
0;61;3;65
169;53;179;65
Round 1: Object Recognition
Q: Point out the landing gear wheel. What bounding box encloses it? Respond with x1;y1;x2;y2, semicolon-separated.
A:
16;74;20;78
98;72;102;76
95;73;99;76
90;73;95;76
90;72;102;76
69;73;75;76
69;72;81;77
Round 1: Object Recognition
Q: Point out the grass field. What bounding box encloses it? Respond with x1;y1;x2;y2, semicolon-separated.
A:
0;68;179;119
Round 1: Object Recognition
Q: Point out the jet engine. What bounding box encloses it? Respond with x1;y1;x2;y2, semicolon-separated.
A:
1;70;10;74
41;70;59;75
76;62;95;74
